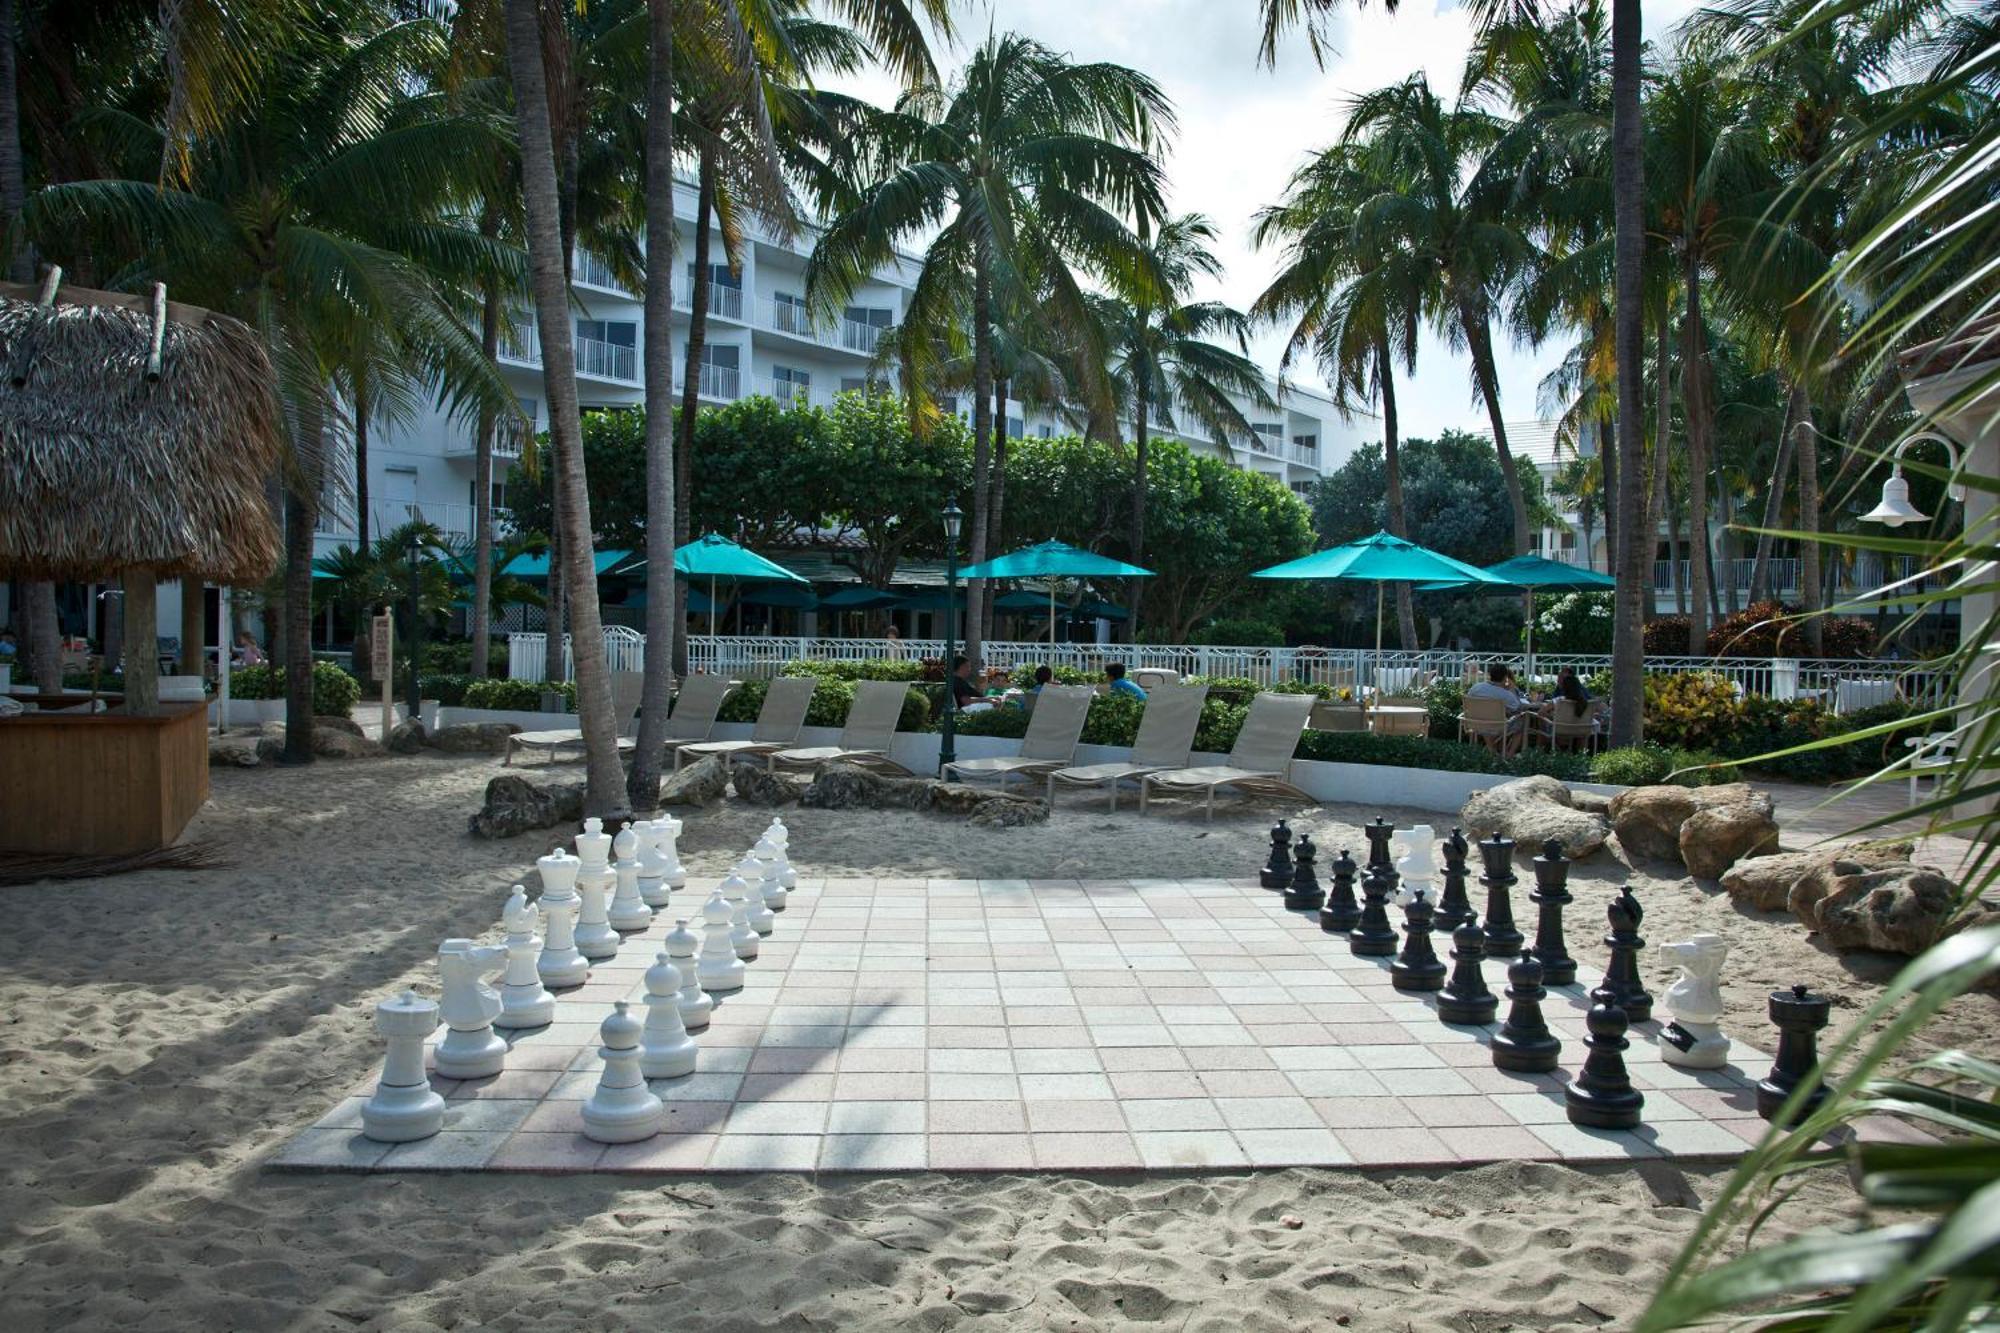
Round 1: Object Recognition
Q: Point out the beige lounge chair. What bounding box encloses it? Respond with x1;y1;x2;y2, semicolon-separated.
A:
503;670;647;766
653;673;740;765
942;684;1094;790
1139;691;1314;822
673;675;817;770
769;679;914;775
1048;682;1210;810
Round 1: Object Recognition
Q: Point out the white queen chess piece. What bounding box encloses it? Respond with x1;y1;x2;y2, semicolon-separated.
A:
608;827;654;933
720;871;761;960
534;847;588;989
433;937;511;1079
640;954;700;1078
1393;824;1438;907
573;818;621;961
739;855;776;935
664;918;713;1028
580;1002;664;1144
361;990;445;1143
1656;933;1732;1069
634;819;673;909
696;888;746;993
753;835;788;912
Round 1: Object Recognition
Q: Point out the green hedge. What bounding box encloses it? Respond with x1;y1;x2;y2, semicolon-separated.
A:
421;638;509;677
1590;744;1742;787
231;661;362;715
462;678;577;712
419;673;476;706
780;658;927;683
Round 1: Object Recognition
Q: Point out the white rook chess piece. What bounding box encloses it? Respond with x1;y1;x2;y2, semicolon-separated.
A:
573;818;621;961
361;990;445;1142
495;888;556;1029
739;855;776;935
608;827;654;933
634;819;672;909
640;954;700;1078
753;835;789;913
1393;824;1437;907
696;888;746;993
535;847;589;989
434;937;510;1079
720;871;760;959
1657;933;1732;1069
580;1002;664;1144
664;918;712;1029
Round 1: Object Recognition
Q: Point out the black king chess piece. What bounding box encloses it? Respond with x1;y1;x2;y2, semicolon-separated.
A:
1592;886;1653;1022
1284;835;1325;911
1260;819;1295;891
1363;816;1396;876
1434;827;1475;931
1756;983;1832;1125
1391;887;1447;992
1528;837;1578;986
1319;849;1361;935
1564;991;1645;1129
1478;834;1525;959
1491;952;1561;1072
1436;920;1497;1024
1348;861;1399;957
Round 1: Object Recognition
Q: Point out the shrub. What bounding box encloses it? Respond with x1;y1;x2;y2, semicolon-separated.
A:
1193;699;1248;753
1704;600;1878;660
231;661;362;715
419;673;475;706
1591;745;1673;786
1192;616;1283;646
421;638;509;677
1664;748;1743;785
1644;614;1692;655
951;707;1031;738
1007;663;1097;688
1642;672;1744;750
1292;730;1591;781
1530;590;1615;655
781;658;926;683
716;678;768;723
1185;675;1263;706
1419;676;1466;741
1079;692;1144;746
463;678;576;712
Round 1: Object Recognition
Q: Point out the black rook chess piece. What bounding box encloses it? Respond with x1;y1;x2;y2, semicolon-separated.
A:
1565;994;1645;1129
1319;849;1361;935
1528;838;1578;986
1592;886;1652;1022
1391;888;1447;992
1492;952;1561;1072
1363;817;1396;875
1478;834;1525;959
1348;863;1399;957
1756;984;1832;1125
1437;921;1497;1025
1260;819;1295;891
1434;828;1475;932
1284;835;1325;911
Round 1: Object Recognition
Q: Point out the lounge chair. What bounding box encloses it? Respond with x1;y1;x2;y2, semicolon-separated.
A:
653;674;740;766
1139;691;1315;822
1048;682;1209;810
942;684;1094;790
769;679;914;775
673;676;817;770
503;670;647;766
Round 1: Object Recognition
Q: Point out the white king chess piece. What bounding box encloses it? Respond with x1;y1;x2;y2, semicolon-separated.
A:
580;1002;664;1144
1392;824;1438;907
572;818;621;961
696;888;746;993
434;937;511;1079
534;847;588;989
739;855;776;935
720;871;760;960
634;819;673;910
753;835;789;913
640;953;700;1079
361;990;445;1143
608;827;655;933
495;887;556;1030
1656;933;1732;1069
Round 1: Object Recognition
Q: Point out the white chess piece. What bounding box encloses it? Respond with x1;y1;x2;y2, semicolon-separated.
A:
739;855;776;935
573;818;621;960
1656;933;1732;1069
361;991;445;1142
753;835;789;912
763;816;789;852
608;827;654;933
696;888;746;992
657;814;687;890
640;954;700;1078
634;819;673;909
434;938;510;1079
664;918;712;1028
720;871;760;959
580;1002;664;1143
535;848;588;989
495;887;556;1030
1393;824;1437;907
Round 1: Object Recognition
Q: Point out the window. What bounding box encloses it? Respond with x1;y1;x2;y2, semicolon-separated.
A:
686;262;743;319
686;261;741;289
1251;422;1283;452
576;319;635;348
1038;424;1052;439
1007;416;1024;439
843;305;893;328
772;364;811;406
840;376;868;395
574;319;637;381
700;344;738;368
773;291;810;336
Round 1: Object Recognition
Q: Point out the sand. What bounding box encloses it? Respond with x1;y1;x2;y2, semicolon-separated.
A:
0;751;1991;1331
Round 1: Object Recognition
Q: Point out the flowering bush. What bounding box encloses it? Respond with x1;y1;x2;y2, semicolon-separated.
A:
1641;672;1744;750
1528;591;1614;655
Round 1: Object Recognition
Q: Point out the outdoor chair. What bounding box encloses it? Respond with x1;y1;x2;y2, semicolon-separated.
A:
1140;691;1315;822
942;684;1094;790
770;679;914;775
503;670;647;766
1309;699;1368;733
1906;734;1958;804
673;676;817;770
650;674;740;766
1132;667;1181;692
1049;682;1209;810
1456;694;1518;756
1537;698;1602;752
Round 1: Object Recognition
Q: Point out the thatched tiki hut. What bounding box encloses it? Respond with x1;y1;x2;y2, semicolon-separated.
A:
0;276;283;855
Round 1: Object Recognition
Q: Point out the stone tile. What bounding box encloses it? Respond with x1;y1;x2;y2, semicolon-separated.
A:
834;1072;927;1101
1031;1132;1142;1169
1133;1131;1248;1169
930;1073;1022;1101
657;1102;729;1134
519;1100;588;1135
928;1134;1034;1170
725;1101;827;1135
828;1101;926;1135
1527;1122;1662;1160
271;1128;391;1170
928;1025;1012;1049
1215;1097;1321;1130
747;1047;840;1074
1009;1026;1096;1049
737;1072;836;1102
820;1134;927;1170
762;1024;847;1049
1098;1047;1191;1073
929;1100;1027;1134
1235;1129;1353;1167
447;1069;566;1101
1018;1073;1115;1101
1194;1070;1295;1098
1341;1125;1457;1166
488;1131;606;1171
1179;1045;1277;1070
1406;1096;1515;1129
928;1048;1015;1074
1284;1069;1389;1099
1107;1069;1207;1100
656;1073;743;1102
1433;1125;1547;1162
1123;1099;1225;1132
1491;1092;1572;1125
598;1134;718;1171
379;1131;507;1170
1640;1119;1758;1157
441;1099;539;1134
710;1134;822;1171
1376;1068;1480;1098
1269;1047;1360;1071
1309;1096;1405;1130
1012;1048;1102;1074
837;1048;926;1073
1024;1100;1126;1133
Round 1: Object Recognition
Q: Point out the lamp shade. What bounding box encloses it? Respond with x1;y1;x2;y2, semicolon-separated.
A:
1860;469;1929;527
943;501;962;543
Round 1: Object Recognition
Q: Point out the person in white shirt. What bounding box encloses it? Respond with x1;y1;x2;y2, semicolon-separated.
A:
1464;663;1530;755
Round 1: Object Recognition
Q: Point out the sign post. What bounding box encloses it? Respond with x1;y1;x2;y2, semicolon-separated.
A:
373;611;394;741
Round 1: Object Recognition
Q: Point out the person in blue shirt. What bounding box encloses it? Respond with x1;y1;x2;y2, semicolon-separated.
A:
1106;662;1147;700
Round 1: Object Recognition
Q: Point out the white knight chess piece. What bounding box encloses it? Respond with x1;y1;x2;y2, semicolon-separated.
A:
1656;933;1732;1069
1393;824;1437;907
434;937;511;1079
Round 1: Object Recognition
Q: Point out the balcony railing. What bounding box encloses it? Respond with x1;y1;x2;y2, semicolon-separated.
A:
1650;555;1942;599
1286;443;1318;467
696;363;740;400
442;420;531;460
574;333;637;383
764;377;818;408
498;327;540;366
758;295;891;355
572;249;627;293
677;283;744;321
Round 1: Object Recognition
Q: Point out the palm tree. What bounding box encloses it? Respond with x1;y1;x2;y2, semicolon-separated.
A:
1548;453;1601;569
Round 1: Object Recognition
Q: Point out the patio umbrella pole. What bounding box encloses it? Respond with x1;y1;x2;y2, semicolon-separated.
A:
1049;585;1056;650
1375;581;1384;695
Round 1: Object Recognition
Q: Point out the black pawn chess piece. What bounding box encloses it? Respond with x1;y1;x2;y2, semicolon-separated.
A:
1756;984;1832;1126
1437;921;1497;1025
1260;819;1295;891
1319;849;1361;935
1363;816;1395;874
1592;886;1652;1023
1284;835;1325;911
1434;827;1475;931
1565;994;1645;1129
1478;834;1525;960
1528;837;1578;987
1492;952;1561;1073
1391;888;1447;992
1348;863;1399;957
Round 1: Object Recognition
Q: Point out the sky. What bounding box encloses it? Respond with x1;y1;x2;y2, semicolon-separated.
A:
824;0;1704;456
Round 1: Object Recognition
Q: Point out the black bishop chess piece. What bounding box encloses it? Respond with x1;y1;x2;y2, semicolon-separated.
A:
1528;837;1578;986
1260;819;1295;891
1756;983;1832;1126
1592;886;1652;1023
1478;834;1525;960
1284;835;1325;911
1391;887;1447;992
1436;920;1497;1025
1434;828;1475;932
1565;992;1645;1129
1363;816;1396;876
1319;849;1361;935
1348;862;1399;957
1492;952;1561;1073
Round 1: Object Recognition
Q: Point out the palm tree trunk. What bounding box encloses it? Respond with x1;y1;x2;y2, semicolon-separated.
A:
1717;484;1739;615
1747;383;1799;605
1458;298;1530;555
1794;399;1823;655
1682;252;1713;654
1646;313;1672;543
1607;0;1648;746
1599;423;1617;573
1667;485;1687;616
280;398;325;764
672;150;716;680
629;0;676;812
1130;374;1149;643
506;0;625;817
470;216;501;681
964;246;994;668
542;489;566;683
1379;337;1418;651
990;375;1009;645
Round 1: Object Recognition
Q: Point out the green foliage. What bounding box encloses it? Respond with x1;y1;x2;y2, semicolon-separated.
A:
1642;672;1746;751
950;708;1032;738
1079;693;1145;745
1295;730;1591;780
1191;616;1285;646
1420;676;1467;740
421;639;508;677
1706;601;1877;660
231;662;362;716
1644;615;1692;655
1529;591;1615;655
777;661;928;730
781;658;928;683
462;678;577;713
1590;744;1744;788
1008;663;1098;688
419;673;476;706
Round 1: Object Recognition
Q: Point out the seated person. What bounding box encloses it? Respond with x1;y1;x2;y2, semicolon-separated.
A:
1018;664;1053;713
1106;662;1147;701
947;654;993;713
1464;662;1530;753
1555;667;1590;706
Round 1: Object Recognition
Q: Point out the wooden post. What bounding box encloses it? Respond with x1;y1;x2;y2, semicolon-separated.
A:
179;578;205;677
373;610;394;740
122;568;159;715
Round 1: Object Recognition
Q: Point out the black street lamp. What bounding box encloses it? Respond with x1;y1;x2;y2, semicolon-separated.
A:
939;499;962;775
404;531;424;726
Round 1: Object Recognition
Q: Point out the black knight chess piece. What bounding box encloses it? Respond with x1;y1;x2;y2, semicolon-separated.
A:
1528;837;1578;986
1592;886;1652;1022
1284;835;1325;911
1434;827;1475;931
1348;863;1399;957
1437;920;1498;1025
1565;993;1645;1129
1756;984;1832;1126
1492;952;1561;1073
1391;888;1447;992
1319;849;1361;935
1260;819;1295;891
1478;834;1525;959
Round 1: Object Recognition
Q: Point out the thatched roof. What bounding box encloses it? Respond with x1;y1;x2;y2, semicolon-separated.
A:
0;279;284;584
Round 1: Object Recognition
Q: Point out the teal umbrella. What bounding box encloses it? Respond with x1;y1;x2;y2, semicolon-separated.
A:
499;548;633;579
956;541;1153;647
1419;553;1615;677
625;533;808;635
820;585;901;610
1253;531;1506;659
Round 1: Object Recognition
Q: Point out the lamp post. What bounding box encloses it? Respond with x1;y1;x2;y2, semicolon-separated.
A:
404;531;424;726
940;500;962;775
1859;431;1966;527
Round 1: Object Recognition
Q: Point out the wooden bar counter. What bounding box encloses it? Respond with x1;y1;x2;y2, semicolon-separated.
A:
0;700;210;855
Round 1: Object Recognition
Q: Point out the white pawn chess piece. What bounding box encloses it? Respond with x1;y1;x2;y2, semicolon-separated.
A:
361;990;446;1142
1656;933;1733;1069
580;1002;664;1144
696;888;746;993
608;827;654;933
753;835;789;913
573;818;621;960
634;819;673;909
720;871;760;959
434;937;511;1079
640;954;700;1078
495;888;556;1029
763;816;789;852
739;855;776;935
1393;824;1437;907
664;918;712;1029
535;847;589;989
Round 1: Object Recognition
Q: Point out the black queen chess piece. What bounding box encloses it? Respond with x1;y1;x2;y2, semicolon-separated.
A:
1434;828;1475;931
1593;886;1653;1023
1391;888;1447;992
1564;991;1646;1129
1284;835;1325;911
1260;819;1296;891
1756;983;1833;1126
1436;920;1498;1025
1528;837;1578;986
1320;849;1362;934
1492;952;1561;1072
1478;834;1526;960
1348;861;1400;957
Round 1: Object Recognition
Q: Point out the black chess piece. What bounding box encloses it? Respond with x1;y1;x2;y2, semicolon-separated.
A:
1260;819;1295;891
1492;952;1561;1073
1391;888;1447;992
1528;837;1577;986
1756;984;1832;1125
1348;864;1399;957
1436;921;1497;1024
1363;816;1396;874
1319;849;1361;935
1592;886;1652;1022
1284;835;1325;911
1478;834;1525;959
1565;994;1645;1129
1434;827;1474;931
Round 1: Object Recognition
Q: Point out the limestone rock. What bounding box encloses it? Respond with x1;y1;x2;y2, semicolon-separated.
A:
386;720;427;755
312;726;384;759
1570;791;1611;815
208;736;263;767
313;715;364;737
731;762;805;806
966;794;1050;828
1794;864;1995;955
469;774;586;839
255;734;287;762
1459;776;1609;859
1681;797;1779;879
799;762;927;812
659;754;729;807
1721;843;1915;912
1607;783;1769;866
427;722;521;755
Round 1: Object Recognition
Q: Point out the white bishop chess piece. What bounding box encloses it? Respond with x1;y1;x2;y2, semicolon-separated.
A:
361;990;446;1143
763;816;789;852
696;888;746;993
720;871;761;959
752;835;788;913
573;817;621;961
634;819;673;910
534;847;588;989
580;1002;664;1144
640;954;700;1078
608;827;654;933
1393;824;1437;907
434;937;511;1079
1656;933;1732;1069
664;917;712;1029
495;887;556;1030
739;855;776;935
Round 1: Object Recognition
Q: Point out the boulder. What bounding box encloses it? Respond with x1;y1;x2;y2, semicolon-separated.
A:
469;774;586;838
659;754;730;807
731;762;805;806
1681;798;1779;879
427;722;521;755
1793;864;1997;956
1607;783;1772;867
1569;791;1611;815
1459;776;1610;859
208;736;263;767
313;715;364;737
798;762;1048;826
255;734;286;762
312;726;385;759
1720;842;1916;912
386;720;427;755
